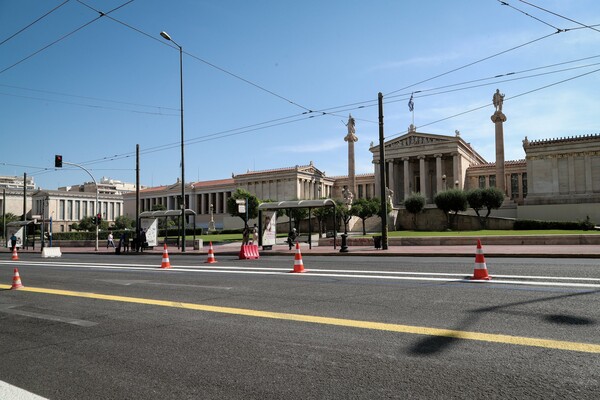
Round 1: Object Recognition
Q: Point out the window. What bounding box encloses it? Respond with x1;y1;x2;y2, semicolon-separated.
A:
522;173;527;198
489;175;496;188
59;200;65;220
83;202;88;217
358;185;364;199
511;174;519;199
478;176;486;188
75;201;80;220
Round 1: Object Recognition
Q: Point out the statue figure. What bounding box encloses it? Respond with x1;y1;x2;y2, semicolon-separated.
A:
386;187;394;205
344;114;358;142
493;89;505;112
342;185;354;207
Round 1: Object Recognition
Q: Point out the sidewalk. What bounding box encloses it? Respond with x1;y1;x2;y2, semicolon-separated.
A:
6;241;600;258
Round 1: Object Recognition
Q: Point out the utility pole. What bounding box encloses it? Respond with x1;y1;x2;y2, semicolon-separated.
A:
378;92;388;250
136;144;140;252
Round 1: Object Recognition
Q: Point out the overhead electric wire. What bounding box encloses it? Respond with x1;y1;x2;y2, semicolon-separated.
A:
517;0;600;34
0;0;71;46
497;0;564;32
75;0;314;114
383;31;560;97
0;0;135;76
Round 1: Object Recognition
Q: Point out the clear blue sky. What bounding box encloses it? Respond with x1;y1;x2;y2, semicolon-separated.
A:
1;0;599;190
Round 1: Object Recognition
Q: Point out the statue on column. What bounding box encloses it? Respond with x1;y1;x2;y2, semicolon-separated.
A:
385;187;394;206
493;89;505;112
342;185;354;208
344;114;358;143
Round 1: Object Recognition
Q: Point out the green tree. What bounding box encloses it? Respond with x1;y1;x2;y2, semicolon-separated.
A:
349;198;379;235
1;212;19;236
114;215;135;230
226;188;259;227
403;192;426;230
466;187;504;229
336;200;353;234
313;205;334;238
77;216;96;232
434;189;467;230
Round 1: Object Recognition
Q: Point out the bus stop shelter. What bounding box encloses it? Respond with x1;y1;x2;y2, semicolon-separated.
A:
138;209;197;249
257;199;337;250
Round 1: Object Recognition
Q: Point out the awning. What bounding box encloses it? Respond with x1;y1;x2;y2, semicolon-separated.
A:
139;209;196;218
257;199;336;210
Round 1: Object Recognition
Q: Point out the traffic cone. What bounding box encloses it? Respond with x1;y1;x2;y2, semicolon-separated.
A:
290;242;305;273
205;242;217;264
160;243;171;269
471;239;491;280
11;268;24;290
11;247;18;261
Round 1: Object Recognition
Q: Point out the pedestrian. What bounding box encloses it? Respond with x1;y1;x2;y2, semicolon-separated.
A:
140;229;147;252
124;232;130;253
251;224;258;244
107;232;115;248
10;233;17;251
242;226;250;245
287;228;297;250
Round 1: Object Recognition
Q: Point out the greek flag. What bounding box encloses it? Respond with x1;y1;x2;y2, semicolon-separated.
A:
408;93;414;112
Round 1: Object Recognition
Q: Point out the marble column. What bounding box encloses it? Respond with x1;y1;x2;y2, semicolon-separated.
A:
435;154;443;193
491;110;507;194
402;157;410;199
418;155;426;198
387;160;395;205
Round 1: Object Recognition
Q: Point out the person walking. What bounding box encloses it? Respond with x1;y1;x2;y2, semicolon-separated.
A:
10;233;18;251
107;232;115;248
251;224;258;244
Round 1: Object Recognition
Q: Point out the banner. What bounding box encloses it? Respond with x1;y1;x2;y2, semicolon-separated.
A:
261;211;277;246
6;226;24;248
140;218;158;247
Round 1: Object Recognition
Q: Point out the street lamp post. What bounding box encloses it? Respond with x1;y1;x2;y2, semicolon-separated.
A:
160;30;186;252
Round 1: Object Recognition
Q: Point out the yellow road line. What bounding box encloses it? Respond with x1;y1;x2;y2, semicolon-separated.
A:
3;284;600;354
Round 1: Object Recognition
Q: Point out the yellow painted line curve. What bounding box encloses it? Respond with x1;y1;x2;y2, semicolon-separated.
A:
3;284;600;354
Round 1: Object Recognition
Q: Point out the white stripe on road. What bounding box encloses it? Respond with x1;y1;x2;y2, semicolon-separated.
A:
3;260;600;288
0;380;48;400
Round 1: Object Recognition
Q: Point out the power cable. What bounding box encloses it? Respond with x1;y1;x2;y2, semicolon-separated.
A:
497;0;564;32
75;0;314;114
0;0;71;46
0;0;135;76
517;0;600;34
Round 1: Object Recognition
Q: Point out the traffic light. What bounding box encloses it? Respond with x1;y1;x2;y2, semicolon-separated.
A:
96;213;102;225
92;216;97;225
54;155;62;168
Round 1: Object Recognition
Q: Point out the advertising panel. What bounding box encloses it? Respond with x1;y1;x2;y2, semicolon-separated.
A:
140;218;158;247
261;211;277;246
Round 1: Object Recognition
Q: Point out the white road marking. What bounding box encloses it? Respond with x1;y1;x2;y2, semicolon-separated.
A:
0;380;48;399
2;260;599;288
0;304;97;327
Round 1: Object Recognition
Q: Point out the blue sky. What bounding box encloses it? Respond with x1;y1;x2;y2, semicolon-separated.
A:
1;0;599;190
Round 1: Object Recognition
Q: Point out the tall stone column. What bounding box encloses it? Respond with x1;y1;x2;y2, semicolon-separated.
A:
344;114;359;197
491;89;507;195
418;155;426;199
387;160;395;205
435;154;443;193
402;157;410;199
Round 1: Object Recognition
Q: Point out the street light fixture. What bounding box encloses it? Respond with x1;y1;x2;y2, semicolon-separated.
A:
160;30;186;252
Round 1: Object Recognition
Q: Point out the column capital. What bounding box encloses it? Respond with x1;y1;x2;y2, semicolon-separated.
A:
401;157;410;162
417;154;426;160
491;111;507;123
434;153;442;158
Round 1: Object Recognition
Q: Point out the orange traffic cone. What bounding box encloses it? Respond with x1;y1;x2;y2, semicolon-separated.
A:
205;242;217;264
11;247;19;261
160;243;171;269
11;268;24;289
290;242;305;273
471;239;491;280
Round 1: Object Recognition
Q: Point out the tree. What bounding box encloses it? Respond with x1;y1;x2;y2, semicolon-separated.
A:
226;188;259;227
77;216;96;232
1;212;19;235
466;187;504;229
114;215;135;230
279;207;309;231
313;205;334;238
434;189;467;230
349;198;379;235
403;193;426;230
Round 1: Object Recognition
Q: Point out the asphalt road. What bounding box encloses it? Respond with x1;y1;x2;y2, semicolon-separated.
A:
1;253;599;399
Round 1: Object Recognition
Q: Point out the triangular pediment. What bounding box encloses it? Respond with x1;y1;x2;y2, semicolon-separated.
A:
385;132;454;149
298;165;326;177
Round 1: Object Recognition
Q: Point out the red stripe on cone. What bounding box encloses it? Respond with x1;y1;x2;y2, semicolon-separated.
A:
290;242;305;273
206;242;217;264
11;268;24;289
11;247;19;260
160;243;171;268
471;239;491;280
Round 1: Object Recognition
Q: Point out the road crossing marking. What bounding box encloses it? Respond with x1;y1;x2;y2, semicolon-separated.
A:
1;284;599;354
